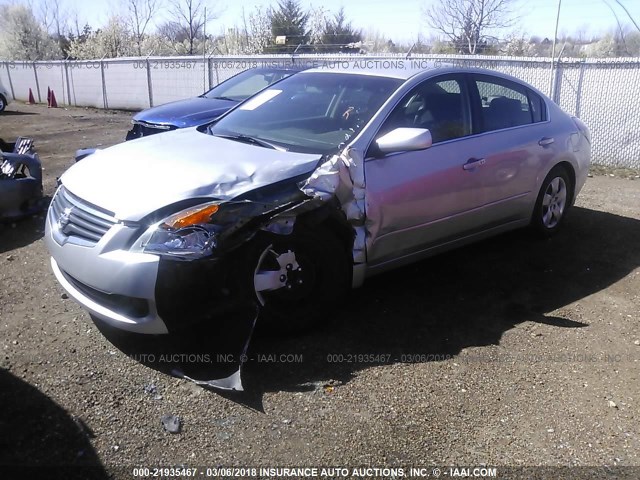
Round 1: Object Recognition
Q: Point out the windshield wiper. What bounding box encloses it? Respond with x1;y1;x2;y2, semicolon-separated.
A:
212;133;286;151
208;96;237;101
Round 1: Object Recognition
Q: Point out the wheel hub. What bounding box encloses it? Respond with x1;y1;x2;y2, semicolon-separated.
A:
254;248;308;305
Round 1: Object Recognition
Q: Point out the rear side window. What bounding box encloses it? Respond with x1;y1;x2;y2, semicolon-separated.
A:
528;90;545;123
473;75;545;132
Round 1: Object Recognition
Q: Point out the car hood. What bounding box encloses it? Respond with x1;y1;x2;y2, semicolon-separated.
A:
61;128;323;221
132;97;236;128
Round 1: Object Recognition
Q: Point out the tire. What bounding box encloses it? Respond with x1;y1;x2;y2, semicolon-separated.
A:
531;165;573;237
0;95;6;112
241;228;351;334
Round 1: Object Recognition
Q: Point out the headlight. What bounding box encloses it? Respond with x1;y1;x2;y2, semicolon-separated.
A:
143;202;221;259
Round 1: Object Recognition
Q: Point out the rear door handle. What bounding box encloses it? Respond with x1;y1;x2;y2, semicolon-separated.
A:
539;137;555;146
463;158;486;170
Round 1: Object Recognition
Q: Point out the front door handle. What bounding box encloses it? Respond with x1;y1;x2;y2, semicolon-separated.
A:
463;158;486;170
539;137;555;147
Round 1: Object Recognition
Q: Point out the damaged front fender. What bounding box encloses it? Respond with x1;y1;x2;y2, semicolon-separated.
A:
209;147;370;263
150;147;370;278
127;148;371;392
299;148;369;265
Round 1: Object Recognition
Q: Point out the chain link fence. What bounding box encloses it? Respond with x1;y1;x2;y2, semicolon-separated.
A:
1;54;639;168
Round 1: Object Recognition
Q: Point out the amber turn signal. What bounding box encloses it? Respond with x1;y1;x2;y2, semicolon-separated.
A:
163;204;219;229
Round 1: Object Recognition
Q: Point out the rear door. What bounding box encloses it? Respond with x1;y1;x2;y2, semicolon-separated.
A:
466;74;558;226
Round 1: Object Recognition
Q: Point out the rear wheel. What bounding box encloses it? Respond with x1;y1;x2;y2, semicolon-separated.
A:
245;228;351;333
531;165;573;236
0;95;6;112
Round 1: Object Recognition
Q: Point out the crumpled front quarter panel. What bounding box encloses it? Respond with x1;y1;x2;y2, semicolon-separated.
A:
300;148;369;264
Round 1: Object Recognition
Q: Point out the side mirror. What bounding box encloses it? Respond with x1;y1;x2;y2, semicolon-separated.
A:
376;128;432;154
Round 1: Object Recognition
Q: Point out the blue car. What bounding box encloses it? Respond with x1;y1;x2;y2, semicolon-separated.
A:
125;66;303;140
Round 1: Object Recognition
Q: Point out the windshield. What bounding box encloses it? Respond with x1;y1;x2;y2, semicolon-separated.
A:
208;72;403;154
202;68;295;102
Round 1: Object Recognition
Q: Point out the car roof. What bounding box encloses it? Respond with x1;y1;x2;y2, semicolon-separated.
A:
292;63;548;99
255;65;308;73
300;61;453;80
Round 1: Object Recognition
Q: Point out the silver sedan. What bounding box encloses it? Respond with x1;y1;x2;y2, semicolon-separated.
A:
45;65;591;339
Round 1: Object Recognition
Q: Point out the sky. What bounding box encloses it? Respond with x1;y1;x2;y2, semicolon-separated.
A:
63;0;640;45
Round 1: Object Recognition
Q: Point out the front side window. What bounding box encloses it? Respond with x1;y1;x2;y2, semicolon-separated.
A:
473;75;546;132
378;75;471;144
208;72;403;154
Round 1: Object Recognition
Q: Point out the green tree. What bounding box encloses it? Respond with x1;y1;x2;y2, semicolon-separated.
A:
269;0;309;53
319;7;362;53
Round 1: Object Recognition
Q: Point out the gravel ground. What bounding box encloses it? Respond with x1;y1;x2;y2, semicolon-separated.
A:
1;103;640;480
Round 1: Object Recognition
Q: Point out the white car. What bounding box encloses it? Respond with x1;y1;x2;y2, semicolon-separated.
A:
0;80;12;112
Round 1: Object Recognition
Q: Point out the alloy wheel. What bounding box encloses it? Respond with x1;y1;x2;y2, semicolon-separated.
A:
541;177;567;229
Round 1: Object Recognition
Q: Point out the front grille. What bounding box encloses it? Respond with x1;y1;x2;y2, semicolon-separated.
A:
50;186;116;244
61;269;149;318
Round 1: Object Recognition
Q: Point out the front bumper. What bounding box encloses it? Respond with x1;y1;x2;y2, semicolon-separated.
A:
50;256;168;334
45;193;169;334
44;186;244;335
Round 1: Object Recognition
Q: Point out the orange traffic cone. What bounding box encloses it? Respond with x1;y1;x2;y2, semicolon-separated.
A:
48;90;58;108
27;88;36;104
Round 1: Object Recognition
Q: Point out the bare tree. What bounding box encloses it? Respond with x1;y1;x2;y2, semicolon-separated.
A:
37;0;71;56
167;0;218;54
123;0;161;56
70;11;84;39
423;0;517;54
214;8;254;55
37;0;55;33
48;0;67;36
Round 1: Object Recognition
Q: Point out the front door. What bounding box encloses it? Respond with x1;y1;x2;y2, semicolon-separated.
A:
364;74;487;267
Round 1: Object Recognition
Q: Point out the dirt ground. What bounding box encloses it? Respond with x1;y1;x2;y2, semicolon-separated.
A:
1;103;640;480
